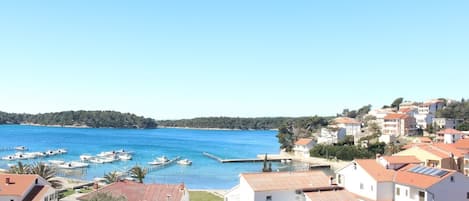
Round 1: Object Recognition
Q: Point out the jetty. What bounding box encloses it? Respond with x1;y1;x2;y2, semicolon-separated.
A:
203;152;292;163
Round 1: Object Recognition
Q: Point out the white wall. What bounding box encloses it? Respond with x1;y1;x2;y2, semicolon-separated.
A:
444;133;462;144
239;177;255;201
336;163;377;201
253;190;305;201
0;195;20;201
427;172;469;201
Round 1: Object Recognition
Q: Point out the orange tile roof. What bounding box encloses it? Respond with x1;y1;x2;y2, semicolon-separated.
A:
0;174;40;196
241;171;330;192
295;138;313;145
384;113;408;120
304;190;359;201
454;138;469;150
432;143;469;157
437;128;464;135
333;117;360;124
354;159;395;182
78;181;185;201
382;156;422;164
412;144;451;158
394;164;456;189
398;108;414;113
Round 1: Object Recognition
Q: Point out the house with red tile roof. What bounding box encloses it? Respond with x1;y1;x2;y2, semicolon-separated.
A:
393;165;469;201
332;117;363;142
394;143;468;175
437;128;465;144
293;138;315;158
77;181;188;201
382;113;417;136
0;173;57;201
224;171;342;201
335;159;395;201
337;158;469;201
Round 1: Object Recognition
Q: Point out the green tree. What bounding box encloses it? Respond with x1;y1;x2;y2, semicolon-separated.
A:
104;171;120;184
391;97;404;109
30;162;62;188
129;166;147;183
8;161;30;174
85;192;127;201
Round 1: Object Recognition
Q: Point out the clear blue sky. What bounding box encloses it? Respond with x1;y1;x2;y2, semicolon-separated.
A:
0;1;468;119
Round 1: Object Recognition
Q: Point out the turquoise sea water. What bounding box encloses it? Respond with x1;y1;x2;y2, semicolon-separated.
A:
0;125;282;189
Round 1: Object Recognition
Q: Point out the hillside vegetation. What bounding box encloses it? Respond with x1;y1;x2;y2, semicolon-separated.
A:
0;110;157;129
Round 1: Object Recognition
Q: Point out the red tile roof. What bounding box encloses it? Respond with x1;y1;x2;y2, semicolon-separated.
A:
384;113;408;120
398;108;414;114
241;171;330;192
416;137;432;143
382;156;422;164
394;164;456;189
354;159;395;182
0;174;41;196
77;181;186;201
437;128;464;135
333;117;360;124
454;138;469;150
305;190;359;201
295;138;314;146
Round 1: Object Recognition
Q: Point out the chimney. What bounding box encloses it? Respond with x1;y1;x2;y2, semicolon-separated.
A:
5;177;10;185
329;176;334;186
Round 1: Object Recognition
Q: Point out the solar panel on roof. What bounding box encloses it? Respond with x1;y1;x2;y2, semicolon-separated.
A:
408;165;449;177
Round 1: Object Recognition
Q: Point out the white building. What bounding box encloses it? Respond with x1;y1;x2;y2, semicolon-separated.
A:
293;138;315;158
394;165;469;201
317;127;346;145
337;156;469;201
382;113;417;136
436;128;465;144
415;99;445;129
224;171;339;201
0;174;57;201
433;118;463;130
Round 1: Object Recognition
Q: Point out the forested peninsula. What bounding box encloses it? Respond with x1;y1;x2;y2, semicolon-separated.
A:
0;110;158;129
157;117;328;130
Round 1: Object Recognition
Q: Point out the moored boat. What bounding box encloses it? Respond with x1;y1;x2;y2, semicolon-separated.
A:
177;159;192;166
14;146;28;151
57;161;89;169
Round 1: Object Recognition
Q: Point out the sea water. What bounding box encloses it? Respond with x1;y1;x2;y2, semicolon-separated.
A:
0;125;287;189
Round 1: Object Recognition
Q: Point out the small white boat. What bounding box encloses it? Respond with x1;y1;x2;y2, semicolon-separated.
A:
57;161;89;169
148;156;170;165
48;160;65;165
80;154;93;161
100;157;117;163
177;159;192;166
56;149;67;154
7;163;16;167
89;157;105;164
15;146;28;151
97;151;115;157
2;155;16;160
118;153;132;160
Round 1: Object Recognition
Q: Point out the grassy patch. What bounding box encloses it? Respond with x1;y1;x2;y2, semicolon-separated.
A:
189;191;223;201
59;189;75;198
78;187;94;194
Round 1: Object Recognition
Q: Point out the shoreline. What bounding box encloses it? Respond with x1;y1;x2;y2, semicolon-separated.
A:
20;123;91;128
159;126;278;131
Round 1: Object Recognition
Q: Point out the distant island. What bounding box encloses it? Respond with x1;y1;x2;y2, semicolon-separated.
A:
157;116;328;130
0;110;158;129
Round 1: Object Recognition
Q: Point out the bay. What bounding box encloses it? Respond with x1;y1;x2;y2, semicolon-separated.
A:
0;125;281;189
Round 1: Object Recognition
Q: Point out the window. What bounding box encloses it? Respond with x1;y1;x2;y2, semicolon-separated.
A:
360;183;364;190
266;195;272;201
451;176;455;182
295;190;302;195
337;174;342;184
370;185;373;192
405;189;408;197
35;179;38;184
466;192;469;199
396;187;400;196
419;191;425;201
